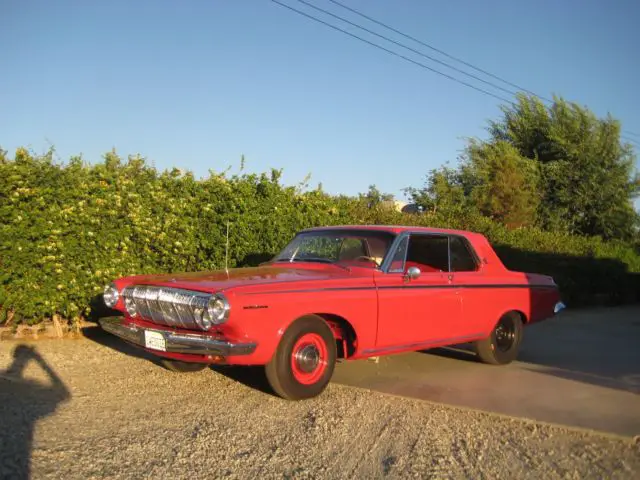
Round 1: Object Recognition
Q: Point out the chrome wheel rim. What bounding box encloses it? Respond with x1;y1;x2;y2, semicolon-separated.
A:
294;344;321;373
290;333;328;385
495;316;516;351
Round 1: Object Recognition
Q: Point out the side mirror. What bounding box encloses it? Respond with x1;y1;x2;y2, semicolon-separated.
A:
404;266;421;281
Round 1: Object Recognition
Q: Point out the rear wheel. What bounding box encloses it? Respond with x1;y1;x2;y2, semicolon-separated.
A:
474;312;523;365
265;315;337;400
160;359;208;373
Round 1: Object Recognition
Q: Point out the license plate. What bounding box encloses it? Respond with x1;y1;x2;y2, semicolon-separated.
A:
144;330;167;352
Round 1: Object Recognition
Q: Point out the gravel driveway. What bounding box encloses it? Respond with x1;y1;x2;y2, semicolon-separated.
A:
1;328;639;479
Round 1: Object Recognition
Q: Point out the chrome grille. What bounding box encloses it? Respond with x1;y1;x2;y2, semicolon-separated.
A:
122;285;212;330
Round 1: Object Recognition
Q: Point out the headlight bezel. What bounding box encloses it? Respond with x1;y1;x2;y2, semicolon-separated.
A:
103;283;120;308
206;293;231;325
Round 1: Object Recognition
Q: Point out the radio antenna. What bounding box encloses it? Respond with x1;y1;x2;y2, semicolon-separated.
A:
225;221;230;274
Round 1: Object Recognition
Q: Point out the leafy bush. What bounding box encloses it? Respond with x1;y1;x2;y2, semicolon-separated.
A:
1;148;638;325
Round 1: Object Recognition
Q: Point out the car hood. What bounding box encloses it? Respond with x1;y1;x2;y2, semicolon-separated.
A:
118;263;363;293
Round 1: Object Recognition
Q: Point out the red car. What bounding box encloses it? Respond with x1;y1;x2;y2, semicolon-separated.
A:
100;225;564;400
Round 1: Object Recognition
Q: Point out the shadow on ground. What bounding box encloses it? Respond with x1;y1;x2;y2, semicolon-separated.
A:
515;309;640;394
210;365;274;396
0;345;71;480
81;325;164;368
331;307;640;437
83;324;277;396
86;305;640;436
419;316;640;395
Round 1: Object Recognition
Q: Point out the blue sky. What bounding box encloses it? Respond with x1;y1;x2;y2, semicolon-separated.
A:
2;0;639;205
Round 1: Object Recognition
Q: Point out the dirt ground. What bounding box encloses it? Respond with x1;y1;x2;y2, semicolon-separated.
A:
1;317;639;479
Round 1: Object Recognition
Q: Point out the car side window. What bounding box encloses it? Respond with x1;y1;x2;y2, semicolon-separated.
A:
449;236;479;272
406;235;450;272
388;236;409;272
388;235;452;273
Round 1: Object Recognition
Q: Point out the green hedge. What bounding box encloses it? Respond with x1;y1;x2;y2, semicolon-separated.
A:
1;149;639;325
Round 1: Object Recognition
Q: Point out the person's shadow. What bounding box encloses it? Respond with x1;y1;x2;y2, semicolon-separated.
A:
0;345;71;479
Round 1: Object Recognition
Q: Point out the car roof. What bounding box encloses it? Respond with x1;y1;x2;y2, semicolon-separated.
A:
299;224;476;237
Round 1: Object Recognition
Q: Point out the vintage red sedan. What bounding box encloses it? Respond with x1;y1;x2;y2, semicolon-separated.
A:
99;225;564;400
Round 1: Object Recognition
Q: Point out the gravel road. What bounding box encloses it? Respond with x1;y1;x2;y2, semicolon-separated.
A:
1;328;639;479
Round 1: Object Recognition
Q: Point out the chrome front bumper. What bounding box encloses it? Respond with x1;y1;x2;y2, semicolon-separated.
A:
99;316;257;356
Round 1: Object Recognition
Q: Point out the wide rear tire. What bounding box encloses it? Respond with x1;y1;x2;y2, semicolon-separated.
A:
265;315;337;400
474;312;523;365
160;359;208;373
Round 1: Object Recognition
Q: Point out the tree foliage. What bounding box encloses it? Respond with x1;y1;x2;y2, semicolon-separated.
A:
410;94;639;240
461;140;540;228
1;146;639;325
491;94;639;238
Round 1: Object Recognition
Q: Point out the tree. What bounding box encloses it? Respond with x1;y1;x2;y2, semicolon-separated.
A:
407;142;539;228
406;166;467;218
410;94;639;239
488;94;639;239
461;140;540;228
359;185;394;209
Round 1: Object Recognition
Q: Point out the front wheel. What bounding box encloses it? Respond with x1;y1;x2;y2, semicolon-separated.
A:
265;315;337;400
474;312;523;365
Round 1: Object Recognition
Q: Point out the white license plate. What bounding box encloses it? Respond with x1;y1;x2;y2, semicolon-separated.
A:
144;330;167;352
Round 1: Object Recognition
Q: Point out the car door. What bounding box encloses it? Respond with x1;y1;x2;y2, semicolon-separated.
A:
447;234;487;336
373;233;463;350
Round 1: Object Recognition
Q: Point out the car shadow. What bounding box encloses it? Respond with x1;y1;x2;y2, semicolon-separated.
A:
414;242;640;397
83;322;278;396
212;307;640;397
81;324;165;368
209;365;275;396
414;310;640;395
0;345;71;480
496;246;639;393
514;311;640;394
418;344;478;362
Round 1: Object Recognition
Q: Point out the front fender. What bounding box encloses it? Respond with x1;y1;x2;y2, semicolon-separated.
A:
221;287;378;365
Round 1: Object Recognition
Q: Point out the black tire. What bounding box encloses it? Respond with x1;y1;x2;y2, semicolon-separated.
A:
265;315;337;400
160;359;208;373
474;312;523;365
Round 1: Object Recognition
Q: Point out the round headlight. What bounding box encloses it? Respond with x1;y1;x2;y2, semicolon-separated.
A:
206;294;230;324
103;283;119;308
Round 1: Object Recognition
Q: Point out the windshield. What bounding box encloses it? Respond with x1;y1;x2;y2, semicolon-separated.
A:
273;229;396;268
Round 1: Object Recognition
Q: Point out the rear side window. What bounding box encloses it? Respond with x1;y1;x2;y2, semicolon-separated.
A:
449;236;478;272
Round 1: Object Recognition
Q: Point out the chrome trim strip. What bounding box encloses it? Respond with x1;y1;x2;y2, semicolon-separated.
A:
99;316;256;356
237;283;558;296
